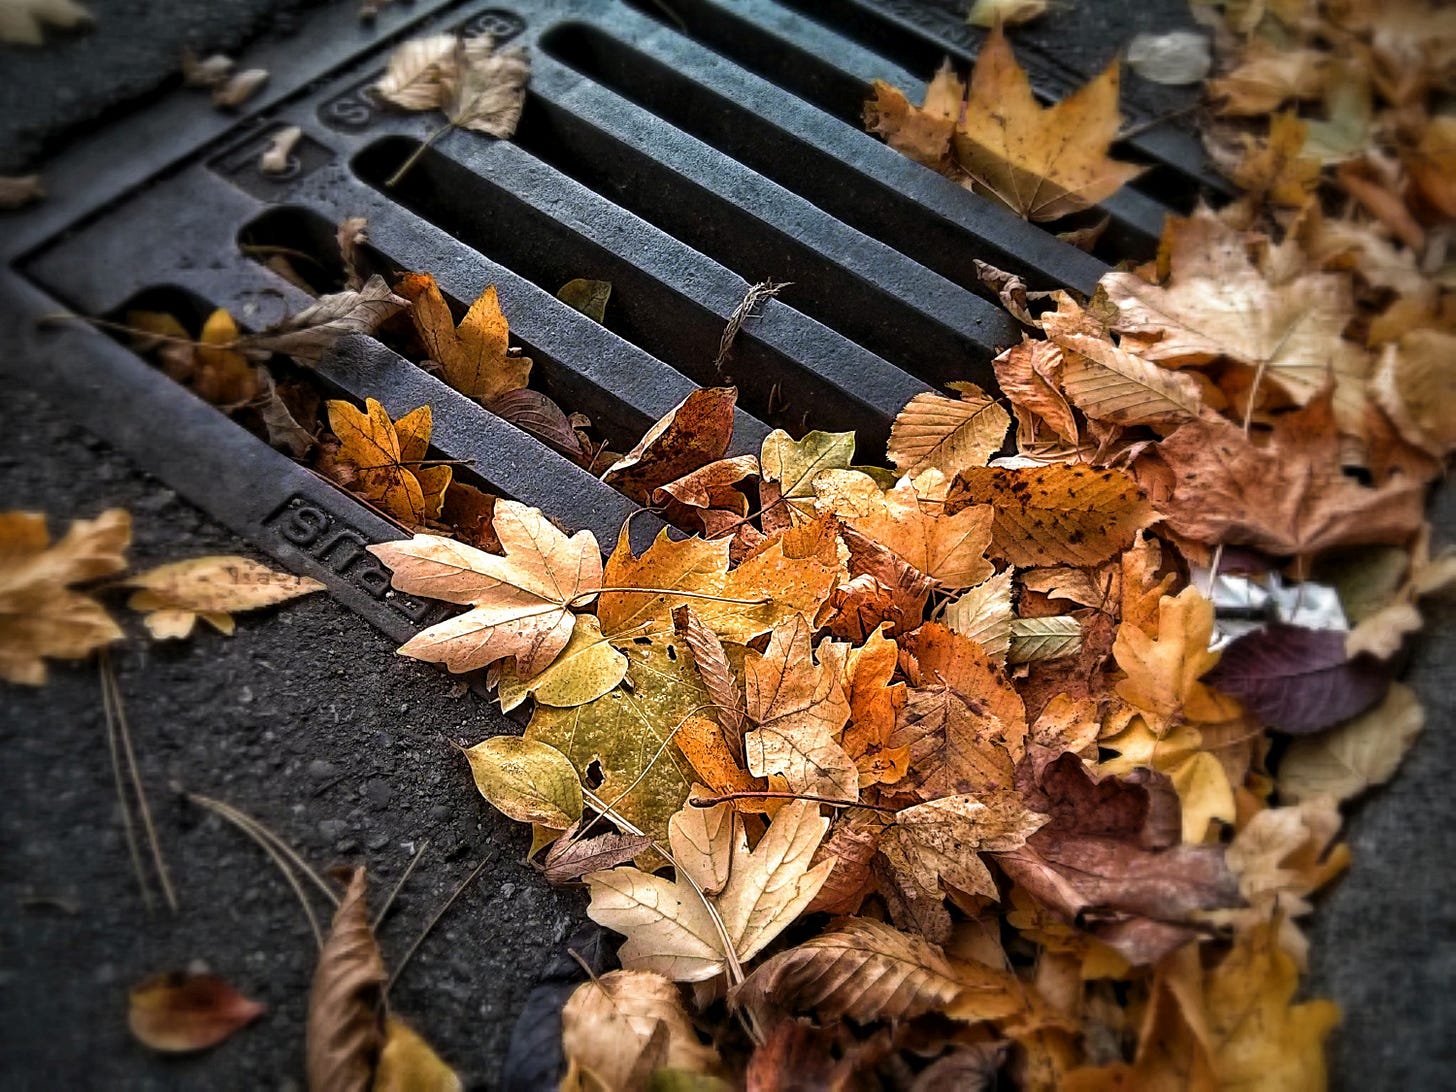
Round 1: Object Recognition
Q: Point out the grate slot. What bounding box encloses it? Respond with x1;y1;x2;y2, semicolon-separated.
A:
509;69;1019;391
542;22;1108;295
354;137;845;442
613;0;1174;253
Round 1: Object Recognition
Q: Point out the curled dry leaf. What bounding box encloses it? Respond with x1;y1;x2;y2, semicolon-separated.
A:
306;868;386;1092
0;0;91;45
369;502;602;675
181;49;234;89
966;0;1047;28
672;605;744;738
561;970;720;1090
543;824;653;885
246;276;408;364
259;125;303;175
605;387;738;504
123;555;325;640
128;971;265;1053
464;735;583;828
0;174;45;210
0;508;129;685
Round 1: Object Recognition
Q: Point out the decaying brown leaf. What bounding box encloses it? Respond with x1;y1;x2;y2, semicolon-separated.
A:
306;868;386;1092
561;969;720;1090
128;971;265;1053
604;387;737;504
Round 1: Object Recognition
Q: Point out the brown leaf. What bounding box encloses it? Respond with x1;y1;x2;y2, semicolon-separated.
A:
805;808;884;915
442;35;531;137
743;615;857;799
737;917;966;1022
128;971;265;1053
991;337;1079;445
374;33;455;110
439;481;501;552
950;25;1143;220
1150;395;1427;556
561;970;720;1089
307;868;386;1092
997;754;1240;965
487;387;585;457
543;824;654;886
885;790;1048;901
947;465;1156;568
0;173;44;209
654;455;759;536
673;605;745;739
841;624;909;787
888;386;1010;479
396;273;532;402
605;387;737;504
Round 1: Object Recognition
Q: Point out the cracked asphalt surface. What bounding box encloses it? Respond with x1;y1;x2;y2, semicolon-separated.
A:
2;1;1454;1088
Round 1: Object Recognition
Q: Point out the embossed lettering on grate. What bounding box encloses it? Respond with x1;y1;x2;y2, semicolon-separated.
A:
1;0;1218;644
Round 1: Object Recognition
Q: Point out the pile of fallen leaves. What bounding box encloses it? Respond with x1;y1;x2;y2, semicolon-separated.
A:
357;10;1453;1091
9;3;1456;1087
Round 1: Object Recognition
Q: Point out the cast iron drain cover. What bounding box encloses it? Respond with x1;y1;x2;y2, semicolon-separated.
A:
1;0;1217;645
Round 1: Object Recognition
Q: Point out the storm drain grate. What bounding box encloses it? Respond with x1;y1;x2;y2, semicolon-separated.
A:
1;0;1217;646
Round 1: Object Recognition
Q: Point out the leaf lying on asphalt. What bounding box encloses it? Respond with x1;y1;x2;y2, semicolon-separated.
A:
127;971;265;1053
464;735;583;828
306;868;387;1092
0;508;129;685
0;0;91;46
123;555;325;639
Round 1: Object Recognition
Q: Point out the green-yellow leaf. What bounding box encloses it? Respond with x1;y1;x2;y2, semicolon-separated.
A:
463;736;583;827
760;428;856;524
496;614;628;711
1278;681;1423;803
557;278;612;323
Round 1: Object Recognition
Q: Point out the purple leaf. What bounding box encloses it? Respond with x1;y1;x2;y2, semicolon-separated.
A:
1205;623;1390;735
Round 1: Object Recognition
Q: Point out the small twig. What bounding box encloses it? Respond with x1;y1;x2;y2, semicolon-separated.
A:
103;653;178;912
386;855;490;994
185;791;325;948
714;279;788;373
99;655;153;912
571;587;771;607
188;793;338;908
374;838;431;931
689;789;895;811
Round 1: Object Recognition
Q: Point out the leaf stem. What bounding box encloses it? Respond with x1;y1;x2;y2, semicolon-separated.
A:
572;587;771;607
690;789;894;811
99;654;153;912
385;122;454;188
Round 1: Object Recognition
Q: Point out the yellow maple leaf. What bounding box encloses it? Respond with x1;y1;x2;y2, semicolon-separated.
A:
1112;587;1239;731
326;397;450;526
396;272;532;402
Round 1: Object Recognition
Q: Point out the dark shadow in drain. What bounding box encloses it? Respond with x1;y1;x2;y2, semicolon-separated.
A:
616;0;1201;217
351;135;903;447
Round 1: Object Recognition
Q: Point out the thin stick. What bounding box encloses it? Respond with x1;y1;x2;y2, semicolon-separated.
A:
185;791;324;948
374;838;431;931
569;587;771;607
99;656;153;912
103;653;178;912
188;792;338;908
386;855;490;994
689;789;895;811
39;313;213;349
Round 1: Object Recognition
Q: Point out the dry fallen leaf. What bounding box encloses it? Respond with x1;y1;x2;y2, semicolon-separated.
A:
246;276;407;364
1277;681;1423;802
442;35;531;137
306;868;386;1092
604;387;737;504
0;508;129;685
325;398;451;527
888;385;1010;479
1127;31;1212;86
397;273;532;402
586;799;833;981
123;555;325;639
868;24;1143;220
374;1018;462;1092
561;969;720;1090
375;33;456;110
213;68;269;108
0;173;45;209
128;971;265;1053
370;502;601;675
966;0;1047;27
463;735;583;828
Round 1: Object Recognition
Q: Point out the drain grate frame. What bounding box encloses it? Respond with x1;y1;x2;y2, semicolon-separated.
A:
2;0;1213;647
